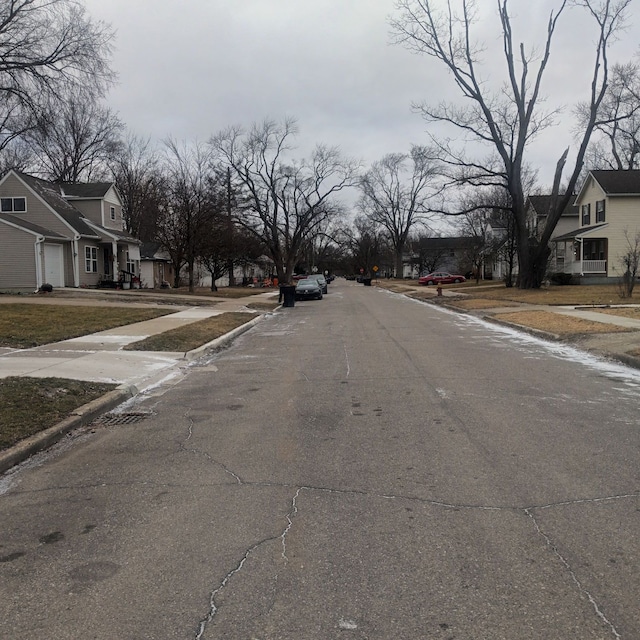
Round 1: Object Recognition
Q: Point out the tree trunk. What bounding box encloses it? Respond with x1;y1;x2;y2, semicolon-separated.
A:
395;250;404;279
517;239;551;289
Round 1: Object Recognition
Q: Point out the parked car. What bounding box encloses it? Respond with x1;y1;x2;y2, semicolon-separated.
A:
307;273;328;293
418;271;466;285
295;278;323;300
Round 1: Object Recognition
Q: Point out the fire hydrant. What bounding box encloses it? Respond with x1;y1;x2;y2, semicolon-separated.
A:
437;284;443;297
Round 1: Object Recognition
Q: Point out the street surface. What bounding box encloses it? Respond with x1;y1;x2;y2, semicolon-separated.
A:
2;279;640;639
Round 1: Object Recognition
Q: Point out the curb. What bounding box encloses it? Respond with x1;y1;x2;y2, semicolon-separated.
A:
1;315;267;474
184;314;265;360
0;387;136;474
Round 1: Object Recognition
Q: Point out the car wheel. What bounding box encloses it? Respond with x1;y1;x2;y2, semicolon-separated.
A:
453;278;461;283
427;280;435;285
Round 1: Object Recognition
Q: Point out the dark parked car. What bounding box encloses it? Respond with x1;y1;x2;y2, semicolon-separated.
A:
418;271;466;285
307;273;328;293
295;278;323;300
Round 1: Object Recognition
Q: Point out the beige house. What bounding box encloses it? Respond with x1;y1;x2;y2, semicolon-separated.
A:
551;170;640;281
0;170;140;290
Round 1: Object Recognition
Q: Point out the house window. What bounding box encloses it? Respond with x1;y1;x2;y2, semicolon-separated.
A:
596;200;605;223
583;239;606;260
110;206;116;221
581;203;591;226
85;246;98;273
1;197;26;212
126;251;136;274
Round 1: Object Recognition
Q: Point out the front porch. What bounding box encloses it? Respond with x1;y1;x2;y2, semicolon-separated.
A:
551;225;609;277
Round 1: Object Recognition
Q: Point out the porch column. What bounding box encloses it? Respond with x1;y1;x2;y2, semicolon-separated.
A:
112;241;118;280
72;237;80;287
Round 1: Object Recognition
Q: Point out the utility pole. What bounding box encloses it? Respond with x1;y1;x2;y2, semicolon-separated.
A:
226;167;236;287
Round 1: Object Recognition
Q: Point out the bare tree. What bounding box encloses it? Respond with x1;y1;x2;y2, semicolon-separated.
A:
26;89;124;182
343;216;392;278
211;118;360;283
616;229;640;298
409;232;449;275
158;139;218;292
0;0;115;153
580;61;640;170
391;0;632;288
358;146;439;277
110;134;163;240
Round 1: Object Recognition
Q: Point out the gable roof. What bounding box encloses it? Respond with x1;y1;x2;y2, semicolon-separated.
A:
61;182;114;199
589;170;640;195
527;195;579;217
12;172;99;238
415;236;480;250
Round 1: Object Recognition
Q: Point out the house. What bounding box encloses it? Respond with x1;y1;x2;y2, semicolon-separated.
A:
405;236;479;278
551;170;640;281
140;242;174;289
0;170;140;290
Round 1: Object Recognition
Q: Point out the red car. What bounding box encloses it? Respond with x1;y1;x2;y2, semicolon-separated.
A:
418;271;466;285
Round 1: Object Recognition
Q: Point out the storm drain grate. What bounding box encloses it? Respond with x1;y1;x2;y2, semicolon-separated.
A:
94;412;153;426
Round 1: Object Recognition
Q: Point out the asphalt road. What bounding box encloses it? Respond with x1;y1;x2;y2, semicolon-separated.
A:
2;280;640;639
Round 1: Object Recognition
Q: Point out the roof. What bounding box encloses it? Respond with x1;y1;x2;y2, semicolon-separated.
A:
589;170;640;195
552;223;608;242
527;195;579;217
415;236;481;250
0;214;67;239
15;172;99;238
61;182;114;198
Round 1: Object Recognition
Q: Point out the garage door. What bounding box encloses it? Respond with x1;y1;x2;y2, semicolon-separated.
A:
43;244;64;287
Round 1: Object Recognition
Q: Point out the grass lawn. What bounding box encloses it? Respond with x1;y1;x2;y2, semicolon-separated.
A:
159;286;272;299
124;312;258;352
0;304;172;348
0;377;116;451
492;310;634;336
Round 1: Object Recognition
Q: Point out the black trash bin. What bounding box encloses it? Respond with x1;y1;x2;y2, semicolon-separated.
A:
362;277;372;286
280;284;296;307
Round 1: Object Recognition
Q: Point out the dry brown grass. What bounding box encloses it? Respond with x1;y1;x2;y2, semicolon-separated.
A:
0;304;172;348
0;377;116;450
128;286;269;299
493;310;633;336
463;284;628;306
124;311;258;352
589;307;640;319
446;298;519;310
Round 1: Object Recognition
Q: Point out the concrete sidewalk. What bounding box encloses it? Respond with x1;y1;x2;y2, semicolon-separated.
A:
0;290;276;473
0;292;275;388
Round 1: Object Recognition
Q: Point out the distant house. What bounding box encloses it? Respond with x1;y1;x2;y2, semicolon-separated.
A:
0;170;140;290
140;242;174;289
405;236;479;278
551;170;640;281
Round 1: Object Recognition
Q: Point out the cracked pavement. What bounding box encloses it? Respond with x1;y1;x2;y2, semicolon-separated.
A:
2;280;640;639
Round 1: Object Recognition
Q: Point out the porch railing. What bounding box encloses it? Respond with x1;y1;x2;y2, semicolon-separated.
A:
554;259;607;274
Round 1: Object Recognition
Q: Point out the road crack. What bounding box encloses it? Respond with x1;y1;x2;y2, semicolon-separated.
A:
195;487;303;639
525;508;621;639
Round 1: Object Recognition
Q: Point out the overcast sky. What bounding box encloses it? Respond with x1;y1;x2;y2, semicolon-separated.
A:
84;0;640;194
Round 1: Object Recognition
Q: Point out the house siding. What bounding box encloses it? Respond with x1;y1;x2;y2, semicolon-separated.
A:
72;200;103;227
0;223;38;289
574;176;640;277
0;174;73;237
77;239;104;287
71;188;123;232
606;197;640;277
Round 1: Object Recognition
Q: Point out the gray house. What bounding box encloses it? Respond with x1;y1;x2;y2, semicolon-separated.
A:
0;170;140;290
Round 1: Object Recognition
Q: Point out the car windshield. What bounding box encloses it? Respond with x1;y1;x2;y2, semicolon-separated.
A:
296;279;316;287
